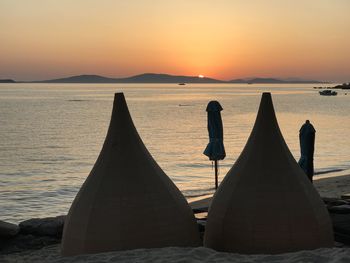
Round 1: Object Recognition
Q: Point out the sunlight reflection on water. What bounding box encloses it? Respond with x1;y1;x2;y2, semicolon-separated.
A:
0;83;349;223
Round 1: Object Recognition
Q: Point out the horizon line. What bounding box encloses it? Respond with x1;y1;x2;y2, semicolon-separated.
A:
0;72;333;83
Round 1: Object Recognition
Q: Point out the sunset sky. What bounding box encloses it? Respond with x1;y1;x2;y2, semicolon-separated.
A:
1;0;349;82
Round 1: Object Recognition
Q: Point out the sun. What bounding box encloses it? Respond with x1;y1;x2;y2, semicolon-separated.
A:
198;74;204;78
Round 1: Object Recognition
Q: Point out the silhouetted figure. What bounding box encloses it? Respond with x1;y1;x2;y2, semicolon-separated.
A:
298;120;316;182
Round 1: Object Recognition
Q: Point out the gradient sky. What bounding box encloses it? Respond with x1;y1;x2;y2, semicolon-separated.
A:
1;0;350;81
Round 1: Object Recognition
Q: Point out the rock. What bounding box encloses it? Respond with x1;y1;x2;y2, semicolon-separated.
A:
0;220;19;238
19;215;65;237
328;205;350;214
0;234;60;254
0;216;65;254
327;199;349;207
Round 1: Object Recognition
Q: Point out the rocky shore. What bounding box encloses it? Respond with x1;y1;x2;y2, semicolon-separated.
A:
2;197;350;256
0;216;65;254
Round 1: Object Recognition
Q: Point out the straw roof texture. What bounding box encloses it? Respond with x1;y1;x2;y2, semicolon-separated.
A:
61;93;200;256
204;93;333;254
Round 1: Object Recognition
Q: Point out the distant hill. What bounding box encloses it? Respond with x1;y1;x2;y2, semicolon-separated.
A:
229;77;323;84
0;79;16;83
115;73;224;83
36;74;117;83
34;73;224;84
331;82;350;89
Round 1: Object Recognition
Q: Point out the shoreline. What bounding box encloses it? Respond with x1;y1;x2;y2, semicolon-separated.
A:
188;171;350;209
314;172;350;199
2;172;350;261
2;171;349;225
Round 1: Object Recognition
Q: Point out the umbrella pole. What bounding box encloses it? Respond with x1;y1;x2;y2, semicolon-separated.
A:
215;160;218;189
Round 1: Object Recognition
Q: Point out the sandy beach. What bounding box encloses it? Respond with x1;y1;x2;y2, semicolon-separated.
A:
1;172;350;262
188;172;350;210
2;245;350;263
314;173;350;199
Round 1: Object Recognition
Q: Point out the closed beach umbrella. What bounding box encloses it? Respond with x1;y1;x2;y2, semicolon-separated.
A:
203;101;226;189
298;120;316;182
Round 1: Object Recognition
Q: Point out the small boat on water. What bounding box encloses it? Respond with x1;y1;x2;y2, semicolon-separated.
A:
178;83;186;85
319;90;337;96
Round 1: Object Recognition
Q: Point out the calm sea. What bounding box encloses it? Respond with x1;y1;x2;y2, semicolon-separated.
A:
0;83;349;223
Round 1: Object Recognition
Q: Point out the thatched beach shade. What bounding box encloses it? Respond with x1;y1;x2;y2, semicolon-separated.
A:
61;93;200;256
204;93;333;254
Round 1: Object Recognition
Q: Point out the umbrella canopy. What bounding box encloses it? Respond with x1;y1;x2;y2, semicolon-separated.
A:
298;120;316;181
61;93;200;256
204;93;333;254
203;101;226;161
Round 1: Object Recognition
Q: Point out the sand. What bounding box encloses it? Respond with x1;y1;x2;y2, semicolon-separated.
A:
314;173;350;199
2;245;350;263
188;172;350;209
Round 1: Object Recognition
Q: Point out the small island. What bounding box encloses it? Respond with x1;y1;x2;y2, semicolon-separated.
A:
332;83;350;89
0;79;16;83
315;82;350;90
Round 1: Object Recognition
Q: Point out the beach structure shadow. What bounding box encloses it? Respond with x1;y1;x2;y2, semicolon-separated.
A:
204;92;334;254
61;93;200;256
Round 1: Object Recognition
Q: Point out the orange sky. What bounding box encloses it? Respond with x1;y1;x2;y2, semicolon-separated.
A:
1;0;350;81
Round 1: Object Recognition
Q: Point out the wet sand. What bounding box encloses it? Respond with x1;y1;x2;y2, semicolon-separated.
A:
188;173;350;210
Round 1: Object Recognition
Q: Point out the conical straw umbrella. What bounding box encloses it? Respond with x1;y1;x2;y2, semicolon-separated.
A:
204;93;333;254
203;101;226;189
61;93;200;256
298;120;316;182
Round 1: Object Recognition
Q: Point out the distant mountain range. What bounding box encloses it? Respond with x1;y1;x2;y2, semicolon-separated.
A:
1;73;325;84
229;77;323;84
35;73;223;83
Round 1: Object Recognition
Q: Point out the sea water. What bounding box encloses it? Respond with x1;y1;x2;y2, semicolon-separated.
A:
0;83;349;223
